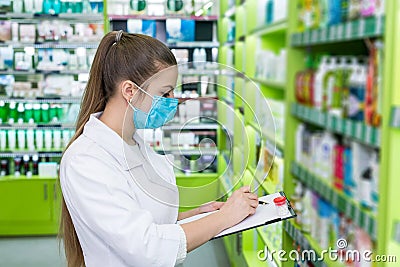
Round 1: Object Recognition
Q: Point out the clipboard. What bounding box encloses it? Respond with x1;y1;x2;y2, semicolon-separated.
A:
177;191;296;239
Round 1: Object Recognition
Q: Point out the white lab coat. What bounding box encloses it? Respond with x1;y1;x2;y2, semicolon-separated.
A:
60;112;187;267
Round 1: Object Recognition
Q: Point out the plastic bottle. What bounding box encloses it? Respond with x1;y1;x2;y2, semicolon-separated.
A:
348;65;367;121
318;199;332;248
266;0;273;24
348;0;361;20
322;57;337;111
331;57;349;116
193;48;200;69
341;0;349;22
318;132;337;180
313;56;329;109
361;0;376;17
303;55;315;106
319;0;329;27
328;0;341;25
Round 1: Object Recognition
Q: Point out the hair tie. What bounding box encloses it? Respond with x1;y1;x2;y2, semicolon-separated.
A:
114;30;123;45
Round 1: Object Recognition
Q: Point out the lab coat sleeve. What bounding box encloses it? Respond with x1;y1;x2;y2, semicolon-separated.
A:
61;152;186;267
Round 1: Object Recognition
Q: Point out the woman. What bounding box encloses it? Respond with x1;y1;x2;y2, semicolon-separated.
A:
59;30;258;267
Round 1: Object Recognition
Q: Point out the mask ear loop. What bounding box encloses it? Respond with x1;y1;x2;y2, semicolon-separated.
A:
126;81;153;111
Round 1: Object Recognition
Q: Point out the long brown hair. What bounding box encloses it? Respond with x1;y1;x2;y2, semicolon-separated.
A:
59;31;177;267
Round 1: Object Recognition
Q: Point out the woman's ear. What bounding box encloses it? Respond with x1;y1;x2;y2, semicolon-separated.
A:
120;80;138;102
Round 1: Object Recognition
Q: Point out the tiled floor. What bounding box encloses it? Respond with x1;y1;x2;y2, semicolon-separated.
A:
0;236;230;267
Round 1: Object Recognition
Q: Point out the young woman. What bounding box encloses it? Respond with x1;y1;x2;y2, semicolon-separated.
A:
59;30;258;267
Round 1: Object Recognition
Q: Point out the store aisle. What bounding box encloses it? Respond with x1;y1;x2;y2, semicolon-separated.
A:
0;237;230;267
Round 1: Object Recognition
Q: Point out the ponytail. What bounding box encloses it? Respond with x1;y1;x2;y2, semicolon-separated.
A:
58;31;177;267
58;32;116;267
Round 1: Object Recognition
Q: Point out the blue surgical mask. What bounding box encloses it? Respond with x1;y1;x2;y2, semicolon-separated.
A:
127;84;178;129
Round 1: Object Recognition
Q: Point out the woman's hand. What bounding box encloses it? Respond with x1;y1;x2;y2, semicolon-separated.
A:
198;201;225;214
219;186;258;229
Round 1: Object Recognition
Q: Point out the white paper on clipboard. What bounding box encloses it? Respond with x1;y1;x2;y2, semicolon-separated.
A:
177;192;296;239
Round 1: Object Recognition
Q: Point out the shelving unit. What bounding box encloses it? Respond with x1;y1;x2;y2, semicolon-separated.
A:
0;3;103;235
218;0;400;266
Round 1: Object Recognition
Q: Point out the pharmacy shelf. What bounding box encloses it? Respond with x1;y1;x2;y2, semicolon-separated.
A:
156;147;218;156
284;220;338;267
0;151;63;158
291;162;377;240
256;228;281;267
174;172;219;179
391;106;400;129
0;69;89;75
161;123;219;131
250;77;286;90
291;103;381;148
1;41;99;49
167;41;219;48
251;20;287;37
108;14;218;21
0;123;75;130
0;13;104;21
0;96;81;104
291;16;385;47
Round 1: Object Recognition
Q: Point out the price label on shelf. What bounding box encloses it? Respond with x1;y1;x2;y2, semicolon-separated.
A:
345;201;353;217
355;122;364;140
331;189;339;207
375;128;381;146
337;24;344;39
354;207;361;226
329;26;337;41
345;21;352;39
320;28;327;42
365;125;372;145
345;120;353;137
327;115;334;130
358;19;366;37
312;30;318;43
304;31;311;44
363;212;371;233
376;15;383;35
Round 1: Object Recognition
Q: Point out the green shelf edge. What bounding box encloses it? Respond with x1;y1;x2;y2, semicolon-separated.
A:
291;161;378;241
291;16;385;47
250;20;288;37
250;77;286;90
291;103;381;148
391;106;400;129
283;220;344;267
256;228;282;267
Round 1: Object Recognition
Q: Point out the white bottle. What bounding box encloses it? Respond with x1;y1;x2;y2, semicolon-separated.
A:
35;129;44;150
314;56;329;110
324;57;337;111
199;48;207;67
318;132;337;180
193;49;200;69
17;130;26;150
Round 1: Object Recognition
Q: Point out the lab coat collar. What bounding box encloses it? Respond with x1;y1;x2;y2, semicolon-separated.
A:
83;112;145;170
